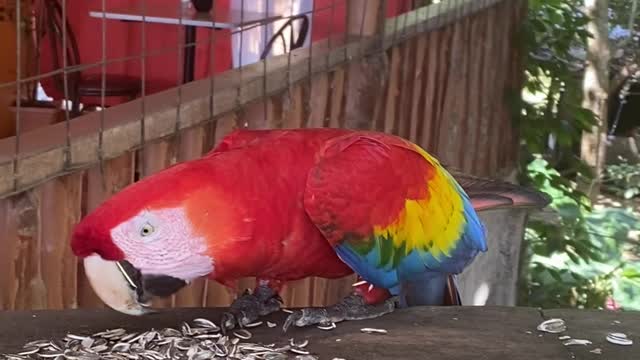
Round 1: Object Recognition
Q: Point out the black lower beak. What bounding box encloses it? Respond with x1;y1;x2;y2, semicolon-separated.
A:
141;274;187;297
117;260;187;302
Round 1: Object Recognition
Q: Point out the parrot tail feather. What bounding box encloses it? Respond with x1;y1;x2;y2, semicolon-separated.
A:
401;272;462;307
449;171;552;212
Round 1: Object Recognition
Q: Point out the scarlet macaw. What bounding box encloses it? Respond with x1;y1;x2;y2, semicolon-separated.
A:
70;128;549;330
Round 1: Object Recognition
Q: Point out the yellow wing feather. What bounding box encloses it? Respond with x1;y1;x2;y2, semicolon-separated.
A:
372;144;465;260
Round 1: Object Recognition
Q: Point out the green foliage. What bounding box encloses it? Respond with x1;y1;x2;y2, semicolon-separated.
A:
515;0;640;310
603;162;640;199
610;0;640;29
516;0;595;176
521;157;640;309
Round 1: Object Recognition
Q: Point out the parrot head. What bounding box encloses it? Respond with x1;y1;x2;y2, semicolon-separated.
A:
70;161;224;315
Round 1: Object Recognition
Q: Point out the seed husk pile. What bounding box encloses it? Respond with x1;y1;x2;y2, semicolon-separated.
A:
1;318;317;360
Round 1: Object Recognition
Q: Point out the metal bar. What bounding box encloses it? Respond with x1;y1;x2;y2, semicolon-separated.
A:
12;0;23;192
183;25;197;83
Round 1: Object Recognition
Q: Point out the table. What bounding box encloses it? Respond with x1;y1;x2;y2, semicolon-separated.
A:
1;306;638;359
89;2;282;83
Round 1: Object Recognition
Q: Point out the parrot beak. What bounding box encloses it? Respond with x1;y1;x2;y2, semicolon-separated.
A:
83;254;189;315
83;254;153;316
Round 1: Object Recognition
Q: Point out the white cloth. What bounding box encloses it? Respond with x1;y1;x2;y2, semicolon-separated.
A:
230;0;313;68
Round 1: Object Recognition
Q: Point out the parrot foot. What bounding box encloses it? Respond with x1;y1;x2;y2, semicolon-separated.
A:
282;294;398;332
220;285;282;332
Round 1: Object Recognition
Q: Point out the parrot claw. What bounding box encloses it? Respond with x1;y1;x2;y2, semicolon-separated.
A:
274;294;284;304
220;284;282;331
220;311;238;334
281;294;398;333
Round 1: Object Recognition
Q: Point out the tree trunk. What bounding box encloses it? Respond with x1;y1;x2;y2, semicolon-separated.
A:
579;0;610;199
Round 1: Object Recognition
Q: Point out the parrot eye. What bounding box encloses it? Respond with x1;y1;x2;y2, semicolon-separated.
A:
140;223;155;237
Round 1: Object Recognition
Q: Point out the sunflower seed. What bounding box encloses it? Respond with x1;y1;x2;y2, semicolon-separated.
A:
3;315;328;359
36;350;64;358
606;332;633;346
16;347;39;356
289;339;309;348
263;353;288;360
245;321;263;328
234;329;252;340
563;339;592;346
290;348;310;355
267;321;277;328
360;328;387;335
192;318;219;331
62;349;84;359
24;340;50;348
317;322;337;330
180;322;192;336
112;342;131;352
64;334;87;342
536;318;566;334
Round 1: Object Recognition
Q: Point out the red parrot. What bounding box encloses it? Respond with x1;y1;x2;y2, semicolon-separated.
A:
70;128;549;330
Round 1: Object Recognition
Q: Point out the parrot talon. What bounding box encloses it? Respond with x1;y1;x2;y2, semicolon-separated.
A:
221;284;282;331
220;311;238;333
281;311;301;333
281;294;398;332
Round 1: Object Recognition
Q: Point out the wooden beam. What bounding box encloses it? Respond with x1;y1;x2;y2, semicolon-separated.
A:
347;0;384;36
343;0;387;130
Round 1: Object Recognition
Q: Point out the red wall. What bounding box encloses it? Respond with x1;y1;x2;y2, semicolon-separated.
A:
40;0;410;105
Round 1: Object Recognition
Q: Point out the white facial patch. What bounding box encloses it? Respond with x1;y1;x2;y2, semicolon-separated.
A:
110;207;214;281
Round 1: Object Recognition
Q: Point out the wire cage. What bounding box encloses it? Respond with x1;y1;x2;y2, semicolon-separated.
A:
0;0;527;311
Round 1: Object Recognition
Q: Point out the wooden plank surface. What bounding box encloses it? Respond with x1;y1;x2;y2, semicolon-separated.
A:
38;173;83;310
1;306;638;359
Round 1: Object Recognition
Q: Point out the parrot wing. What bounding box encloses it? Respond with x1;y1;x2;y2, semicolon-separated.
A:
302;132;487;299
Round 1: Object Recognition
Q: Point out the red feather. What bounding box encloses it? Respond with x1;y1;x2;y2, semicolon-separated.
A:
304;132;436;245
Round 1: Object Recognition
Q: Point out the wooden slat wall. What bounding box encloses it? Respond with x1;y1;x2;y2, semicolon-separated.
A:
0;0;526;311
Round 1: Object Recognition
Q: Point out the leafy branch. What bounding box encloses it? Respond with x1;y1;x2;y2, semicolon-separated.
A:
514;0;640;310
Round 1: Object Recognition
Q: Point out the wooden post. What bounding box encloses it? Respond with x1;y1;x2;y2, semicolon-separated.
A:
347;0;385;36
343;0;389;130
457;208;529;306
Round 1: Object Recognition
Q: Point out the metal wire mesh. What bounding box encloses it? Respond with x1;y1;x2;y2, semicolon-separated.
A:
0;0;489;186
0;0;501;200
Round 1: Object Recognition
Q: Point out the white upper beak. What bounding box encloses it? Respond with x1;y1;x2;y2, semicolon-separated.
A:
83;254;151;316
